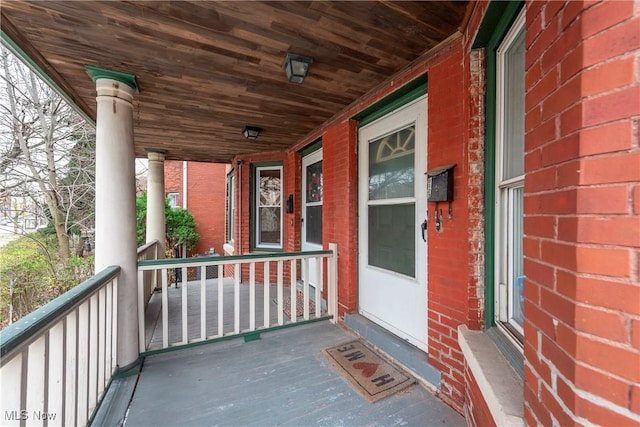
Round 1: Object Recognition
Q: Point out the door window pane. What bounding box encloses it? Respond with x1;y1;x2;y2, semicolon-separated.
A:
306;160;323;203
259;207;281;245
256;166;282;247
368;204;415;277
369;126;415;200
305;205;322;245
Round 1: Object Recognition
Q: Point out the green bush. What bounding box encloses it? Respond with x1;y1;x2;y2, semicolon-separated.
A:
0;233;94;328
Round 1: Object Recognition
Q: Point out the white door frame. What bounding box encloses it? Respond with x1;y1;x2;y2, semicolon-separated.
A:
301;149;323;288
357;96;428;351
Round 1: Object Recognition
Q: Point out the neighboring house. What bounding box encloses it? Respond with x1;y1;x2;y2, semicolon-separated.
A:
164;160;230;257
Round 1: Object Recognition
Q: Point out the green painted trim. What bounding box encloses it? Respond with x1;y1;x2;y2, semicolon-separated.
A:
113;358;143;379
299;139;323;157
86;375;115;426
140;316;333;357
85;65;140;93
479;1;524;328
1;31;95;126
472;1;524;49
138;249;332;267
87;357;143;426
353;75;427;127
244;332;261;342
0;266;121;359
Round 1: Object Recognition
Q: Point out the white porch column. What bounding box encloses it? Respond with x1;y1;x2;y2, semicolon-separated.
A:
145;150;166;257
90;71;139;369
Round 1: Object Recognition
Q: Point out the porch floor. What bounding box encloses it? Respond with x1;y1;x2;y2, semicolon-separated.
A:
124;321;464;426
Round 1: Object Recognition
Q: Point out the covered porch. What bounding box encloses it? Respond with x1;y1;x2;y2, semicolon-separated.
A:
0;3;474;424
102;318;464;426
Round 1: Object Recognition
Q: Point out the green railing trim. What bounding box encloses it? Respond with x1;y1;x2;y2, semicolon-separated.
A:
0;266;121;359
137;240;159;256
140;316;333;358
137;249;333;267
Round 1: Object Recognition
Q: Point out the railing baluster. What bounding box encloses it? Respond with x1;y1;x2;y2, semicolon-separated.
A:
162;268;169;349
200;268;207;341
98;289;106;399
138;270;147;352
277;261;284;325
249;262;256;331
328;243;338;322
182;267;188;344
77;303;88;424
234;263;240;334
137;269;145;352
49;322;65;421
89;295;99;414
65;309;78;426
0;353;23;425
303;258;310;320
217;273;224;337
290;260;297;323
315;256;322;318
263;262;270;328
111;277;119;374
105;282;112;383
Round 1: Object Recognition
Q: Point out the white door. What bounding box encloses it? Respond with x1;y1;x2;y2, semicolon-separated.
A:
358;97;428;351
301;149;323;287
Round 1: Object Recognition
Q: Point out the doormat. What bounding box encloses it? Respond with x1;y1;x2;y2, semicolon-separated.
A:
273;290;316;318
323;340;415;402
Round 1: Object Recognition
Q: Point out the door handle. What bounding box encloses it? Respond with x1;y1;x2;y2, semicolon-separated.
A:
420;219;427;242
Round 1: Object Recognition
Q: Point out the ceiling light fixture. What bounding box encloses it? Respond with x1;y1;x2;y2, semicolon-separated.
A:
242;126;261;140
282;53;313;84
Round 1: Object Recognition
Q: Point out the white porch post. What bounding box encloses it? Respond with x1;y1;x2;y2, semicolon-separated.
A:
146;150;166;256
89;67;140;369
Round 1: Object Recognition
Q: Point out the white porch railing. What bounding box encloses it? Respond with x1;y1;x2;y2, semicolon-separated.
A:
137;243;338;353
0;266;120;427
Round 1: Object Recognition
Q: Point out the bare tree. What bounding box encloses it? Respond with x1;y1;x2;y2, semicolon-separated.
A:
0;45;96;264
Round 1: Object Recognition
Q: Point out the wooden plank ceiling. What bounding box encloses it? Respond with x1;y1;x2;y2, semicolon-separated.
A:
1;1;469;163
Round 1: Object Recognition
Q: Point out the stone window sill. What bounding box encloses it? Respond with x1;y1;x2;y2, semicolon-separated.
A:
458;325;525;427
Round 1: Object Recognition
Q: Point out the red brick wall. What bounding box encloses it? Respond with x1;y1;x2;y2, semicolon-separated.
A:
523;1;640;425
163;160;229;257
186;162;229;256
165;160;183;204
321;120;359;318
464;364;497;427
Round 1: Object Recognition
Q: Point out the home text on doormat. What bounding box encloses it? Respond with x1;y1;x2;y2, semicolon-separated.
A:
323;340;415;402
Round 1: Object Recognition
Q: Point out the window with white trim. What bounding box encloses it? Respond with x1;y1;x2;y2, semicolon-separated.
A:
167;192;179;210
255;165;283;249
495;11;525;337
